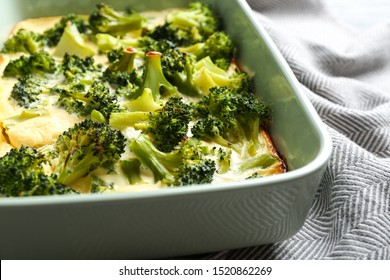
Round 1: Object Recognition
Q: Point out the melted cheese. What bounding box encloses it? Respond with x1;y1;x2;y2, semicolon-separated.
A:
4;107;79;148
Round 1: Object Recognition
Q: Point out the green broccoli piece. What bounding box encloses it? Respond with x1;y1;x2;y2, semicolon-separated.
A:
238;153;279;172
147;96;192;152
103;47;143;99
43;13;90;47
192;86;270;153
53;80;120;120
1;29;44;54
160;48;200;97
192;56;253;94
216;147;232;174
180;31;234;70
10;75;48;108
136;51;178;101
89;3;144;36
61;53;102;82
90;176;114;193
53;22;96;58
120;158;142;184
0;146;76;197
106;47;137;73
148;2;221;46
103;38;199;97
176;138;216;186
3;51;57;78
96;34;169;56
53;119;126;186
191;114;239;152
110;96;192;152
129;134;215;186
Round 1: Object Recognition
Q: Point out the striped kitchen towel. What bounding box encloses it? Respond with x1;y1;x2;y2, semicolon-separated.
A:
206;0;390;260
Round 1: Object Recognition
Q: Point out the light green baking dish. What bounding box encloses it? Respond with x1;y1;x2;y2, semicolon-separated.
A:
0;0;332;259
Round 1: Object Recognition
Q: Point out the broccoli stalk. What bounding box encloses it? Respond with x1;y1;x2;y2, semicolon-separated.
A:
129;134;215;186
120;159;142;184
89;3;144;36
106;47;137;73
1;29;44;54
137;51;178;101
53;119;126;186
0;146;75;197
238;153;279;172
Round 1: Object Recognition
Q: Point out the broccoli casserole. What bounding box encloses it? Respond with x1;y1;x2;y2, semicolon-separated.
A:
0;2;285;196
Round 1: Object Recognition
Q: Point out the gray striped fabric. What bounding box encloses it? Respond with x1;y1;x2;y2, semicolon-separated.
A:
205;0;390;260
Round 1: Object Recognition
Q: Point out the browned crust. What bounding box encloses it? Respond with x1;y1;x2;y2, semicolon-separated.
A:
260;128;287;173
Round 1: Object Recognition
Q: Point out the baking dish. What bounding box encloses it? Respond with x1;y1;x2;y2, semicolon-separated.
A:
0;0;332;259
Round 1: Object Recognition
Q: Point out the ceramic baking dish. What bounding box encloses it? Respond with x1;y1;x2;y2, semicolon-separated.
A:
0;0;332;259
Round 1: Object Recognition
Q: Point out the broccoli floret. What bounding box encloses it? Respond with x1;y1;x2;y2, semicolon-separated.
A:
61;53;102;82
191;114;239;151
180;31;234;70
129;134;215;186
148;2;221;46
216;147;232;174
192;86;270;153
136;51;178;101
54;80;120;120
1;29;44;54
176;138;216;185
10;75;48;108
120;159;142;184
53;119;126;186
229;71;255;95
102;48;143;99
160;48;200;97
0;146;76;197
106;48;124;63
96;34;170;56
106;38;198;96
53;22;96;58
111;96;191;152
3;51;57;78
192;56;253;94
89;3;144;36
90;176;114;193
147;97;192;152
95;33;139;53
43;13;90;47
